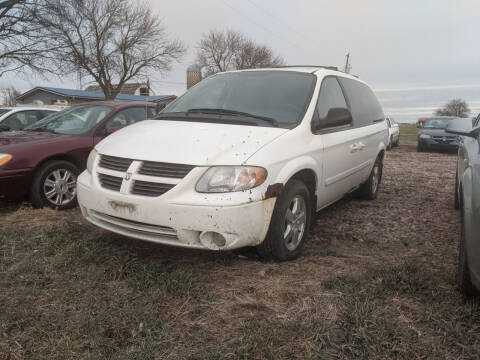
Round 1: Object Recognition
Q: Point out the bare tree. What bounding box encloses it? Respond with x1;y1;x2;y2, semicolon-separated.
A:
196;30;284;76
0;0;44;77
435;99;470;118
0;86;20;106
32;0;185;100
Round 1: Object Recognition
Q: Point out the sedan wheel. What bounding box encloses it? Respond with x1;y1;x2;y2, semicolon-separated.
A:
43;168;77;206
30;160;80;209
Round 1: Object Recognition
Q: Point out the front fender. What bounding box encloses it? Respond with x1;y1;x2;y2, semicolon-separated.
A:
273;155;320;189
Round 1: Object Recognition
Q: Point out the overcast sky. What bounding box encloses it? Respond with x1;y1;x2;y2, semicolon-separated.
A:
2;0;480;96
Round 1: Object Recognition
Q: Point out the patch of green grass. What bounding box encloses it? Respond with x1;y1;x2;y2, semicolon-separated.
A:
399;123;419;141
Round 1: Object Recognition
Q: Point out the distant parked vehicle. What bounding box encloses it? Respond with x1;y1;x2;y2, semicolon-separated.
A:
417;116;465;152
0;101;157;209
0;107;59;131
386;116;400;149
447;119;480;295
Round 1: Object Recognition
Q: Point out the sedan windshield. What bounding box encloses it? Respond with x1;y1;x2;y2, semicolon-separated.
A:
424;118;456;129
161;71;316;127
25;105;112;135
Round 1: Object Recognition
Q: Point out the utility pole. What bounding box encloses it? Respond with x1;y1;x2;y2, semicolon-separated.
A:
344;53;351;74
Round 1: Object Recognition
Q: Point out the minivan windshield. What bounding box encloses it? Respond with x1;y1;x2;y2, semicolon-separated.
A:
25;105;112;135
161;71;316;127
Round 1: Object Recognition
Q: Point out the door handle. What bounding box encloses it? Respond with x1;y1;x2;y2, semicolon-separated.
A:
350;143;359;153
357;142;366;150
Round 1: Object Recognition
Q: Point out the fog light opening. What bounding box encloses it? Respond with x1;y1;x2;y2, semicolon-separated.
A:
200;231;227;248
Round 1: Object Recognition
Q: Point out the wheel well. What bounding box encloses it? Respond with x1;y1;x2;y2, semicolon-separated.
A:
289;169;317;206
378;150;385;162
34;155;82;173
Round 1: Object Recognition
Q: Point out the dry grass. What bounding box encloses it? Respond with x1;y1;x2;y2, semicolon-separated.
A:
1;142;479;359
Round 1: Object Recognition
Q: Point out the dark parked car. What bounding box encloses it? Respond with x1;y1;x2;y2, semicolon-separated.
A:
447;115;480;295
417;116;464;152
0;101;157;209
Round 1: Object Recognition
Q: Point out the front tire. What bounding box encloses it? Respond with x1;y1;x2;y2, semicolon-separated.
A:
30;160;80;210
257;180;312;261
454;171;460;210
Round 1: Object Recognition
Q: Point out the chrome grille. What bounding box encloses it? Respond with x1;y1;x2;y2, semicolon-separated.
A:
98;173;123;191
99;155;133;172
132;180;175;197
138;161;194;178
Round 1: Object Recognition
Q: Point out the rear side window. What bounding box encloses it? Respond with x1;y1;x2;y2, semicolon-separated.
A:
338;77;384;127
316;77;348;119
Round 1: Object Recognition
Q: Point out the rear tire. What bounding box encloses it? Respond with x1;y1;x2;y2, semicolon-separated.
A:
257;180;311;261
356;156;383;200
458;201;479;296
30;160;80;210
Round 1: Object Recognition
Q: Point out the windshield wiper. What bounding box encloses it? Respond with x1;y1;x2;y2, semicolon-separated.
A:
186;108;278;127
25;127;54;133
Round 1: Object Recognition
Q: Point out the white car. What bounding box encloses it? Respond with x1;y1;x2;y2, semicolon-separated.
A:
77;67;388;260
0;107;59;131
386;116;400;149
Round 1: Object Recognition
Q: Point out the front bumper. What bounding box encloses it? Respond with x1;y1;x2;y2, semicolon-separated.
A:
0;168;32;199
77;170;276;251
418;138;459;150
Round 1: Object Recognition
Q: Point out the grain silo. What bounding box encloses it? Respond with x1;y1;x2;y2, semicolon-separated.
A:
186;65;202;89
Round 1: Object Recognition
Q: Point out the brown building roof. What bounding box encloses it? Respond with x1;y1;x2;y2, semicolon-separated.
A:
85;82;147;95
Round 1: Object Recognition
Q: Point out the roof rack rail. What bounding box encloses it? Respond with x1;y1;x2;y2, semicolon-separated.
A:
277;65;339;71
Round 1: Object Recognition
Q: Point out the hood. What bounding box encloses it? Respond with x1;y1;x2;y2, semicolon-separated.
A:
96;120;289;165
0;130;72;152
419;128;450;136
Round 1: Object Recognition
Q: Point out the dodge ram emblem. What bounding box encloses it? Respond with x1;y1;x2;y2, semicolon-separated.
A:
125;172;132;181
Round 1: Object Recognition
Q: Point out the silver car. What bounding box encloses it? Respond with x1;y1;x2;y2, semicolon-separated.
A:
448;115;480;295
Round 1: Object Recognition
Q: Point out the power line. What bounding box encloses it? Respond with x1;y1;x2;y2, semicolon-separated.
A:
219;0;311;57
245;0;313;43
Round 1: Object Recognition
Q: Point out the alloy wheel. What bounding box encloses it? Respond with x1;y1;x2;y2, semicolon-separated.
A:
284;195;307;251
43;169;77;206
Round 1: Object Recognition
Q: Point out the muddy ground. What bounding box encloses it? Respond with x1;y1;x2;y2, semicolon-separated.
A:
1;141;479;359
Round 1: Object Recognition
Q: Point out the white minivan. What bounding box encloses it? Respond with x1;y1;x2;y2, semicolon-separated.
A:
77;67;388;260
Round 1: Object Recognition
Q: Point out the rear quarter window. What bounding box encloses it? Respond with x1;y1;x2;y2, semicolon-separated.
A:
338;77;384;127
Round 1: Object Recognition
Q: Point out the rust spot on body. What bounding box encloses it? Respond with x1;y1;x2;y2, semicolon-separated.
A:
108;200;136;213
264;183;284;199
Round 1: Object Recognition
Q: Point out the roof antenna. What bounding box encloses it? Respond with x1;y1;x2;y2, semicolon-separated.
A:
343;53;352;74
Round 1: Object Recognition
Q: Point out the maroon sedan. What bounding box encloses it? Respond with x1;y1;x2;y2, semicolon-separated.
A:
0;101;157;209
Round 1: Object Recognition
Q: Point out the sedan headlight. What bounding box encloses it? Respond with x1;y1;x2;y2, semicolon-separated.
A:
0;153;12;167
86;149;98;173
419;133;431;139
196;166;267;193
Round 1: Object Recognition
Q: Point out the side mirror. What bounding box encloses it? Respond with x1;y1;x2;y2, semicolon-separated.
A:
312;108;352;132
156;102;166;114
446;126;479;138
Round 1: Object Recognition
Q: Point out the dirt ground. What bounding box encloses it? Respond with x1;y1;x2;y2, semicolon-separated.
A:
1;141;479;359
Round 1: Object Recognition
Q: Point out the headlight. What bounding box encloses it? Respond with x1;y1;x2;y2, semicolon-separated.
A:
0;153;12;167
86;149;98;173
419;133;431;139
196;166;267;193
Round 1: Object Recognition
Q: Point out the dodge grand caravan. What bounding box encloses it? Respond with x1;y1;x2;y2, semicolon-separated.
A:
77;67;388;260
